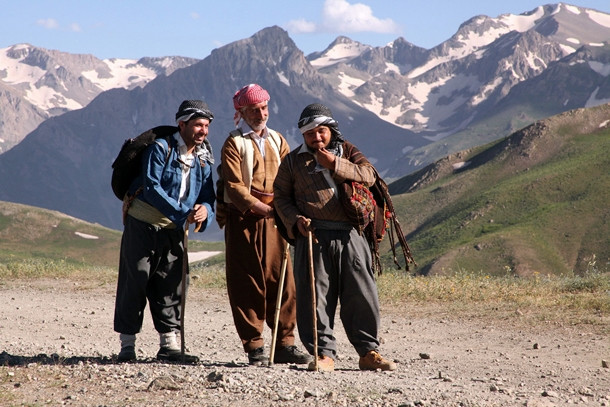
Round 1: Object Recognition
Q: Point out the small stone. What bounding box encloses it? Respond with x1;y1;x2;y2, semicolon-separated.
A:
419;353;431;359
304;389;321;398
207;371;223;382
147;376;181;391
602;360;609;368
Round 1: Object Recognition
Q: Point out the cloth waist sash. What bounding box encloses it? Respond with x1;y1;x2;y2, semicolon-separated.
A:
128;198;177;229
311;219;353;231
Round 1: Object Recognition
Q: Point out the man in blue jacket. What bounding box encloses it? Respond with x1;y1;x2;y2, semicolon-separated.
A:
113;100;216;363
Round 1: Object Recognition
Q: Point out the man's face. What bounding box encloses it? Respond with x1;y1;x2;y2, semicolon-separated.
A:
303;125;332;150
179;117;210;149
241;101;269;132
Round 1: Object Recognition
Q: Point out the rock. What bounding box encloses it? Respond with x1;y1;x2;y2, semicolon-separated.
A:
147;376;182;391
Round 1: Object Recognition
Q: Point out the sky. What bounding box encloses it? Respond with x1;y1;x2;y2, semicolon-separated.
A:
1;0;609;60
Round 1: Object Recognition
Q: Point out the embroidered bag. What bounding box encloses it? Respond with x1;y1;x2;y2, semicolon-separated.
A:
339;181;376;233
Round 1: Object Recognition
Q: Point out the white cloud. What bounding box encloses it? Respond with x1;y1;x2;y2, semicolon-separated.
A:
321;0;400;33
285;0;401;35
285;18;318;33
37;18;59;29
191;12;200;20
69;23;81;32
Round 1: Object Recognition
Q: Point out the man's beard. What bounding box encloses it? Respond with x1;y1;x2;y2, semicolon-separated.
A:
247;118;268;132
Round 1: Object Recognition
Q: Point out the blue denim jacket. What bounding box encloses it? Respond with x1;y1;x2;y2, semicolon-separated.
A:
128;135;215;231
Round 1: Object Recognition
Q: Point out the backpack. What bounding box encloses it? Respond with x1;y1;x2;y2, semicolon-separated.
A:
110;126;178;201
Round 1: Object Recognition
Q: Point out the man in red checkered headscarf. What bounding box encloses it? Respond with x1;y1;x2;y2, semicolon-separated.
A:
216;84;311;366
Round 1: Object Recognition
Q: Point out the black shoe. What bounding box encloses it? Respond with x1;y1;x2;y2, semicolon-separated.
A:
117;346;136;362
247;347;269;366
273;345;313;364
156;347;200;364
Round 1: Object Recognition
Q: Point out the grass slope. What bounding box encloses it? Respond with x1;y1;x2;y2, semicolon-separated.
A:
0;201;224;278
383;104;610;276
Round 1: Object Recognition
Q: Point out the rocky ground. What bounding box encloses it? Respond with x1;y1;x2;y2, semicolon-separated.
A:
0;278;608;407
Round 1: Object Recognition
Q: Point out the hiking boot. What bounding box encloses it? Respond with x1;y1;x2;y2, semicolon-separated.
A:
117;346;136;362
273;345;313;364
156;347;200;364
358;350;397;371
247;347;269;366
307;355;334;372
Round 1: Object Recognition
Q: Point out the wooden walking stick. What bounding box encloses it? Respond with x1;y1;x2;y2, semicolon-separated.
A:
269;242;290;366
307;228;319;371
180;221;201;362
180;225;190;362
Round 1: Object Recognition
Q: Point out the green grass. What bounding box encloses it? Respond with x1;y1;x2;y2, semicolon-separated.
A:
2;258;607;332
382;108;610;276
376;268;610;330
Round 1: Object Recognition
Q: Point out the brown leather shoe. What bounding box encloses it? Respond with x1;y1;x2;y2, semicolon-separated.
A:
358;350;397;371
307;355;334;372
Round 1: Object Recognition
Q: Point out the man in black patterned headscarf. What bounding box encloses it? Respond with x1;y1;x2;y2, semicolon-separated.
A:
274;103;397;372
113;100;216;364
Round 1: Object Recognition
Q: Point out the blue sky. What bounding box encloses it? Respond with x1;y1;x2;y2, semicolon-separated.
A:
1;0;609;59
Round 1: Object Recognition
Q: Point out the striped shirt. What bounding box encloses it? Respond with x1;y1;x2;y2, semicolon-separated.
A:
273;140;376;239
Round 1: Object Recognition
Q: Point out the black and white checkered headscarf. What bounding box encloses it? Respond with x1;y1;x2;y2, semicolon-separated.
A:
175;100;215;165
175;100;214;124
297;103;344;154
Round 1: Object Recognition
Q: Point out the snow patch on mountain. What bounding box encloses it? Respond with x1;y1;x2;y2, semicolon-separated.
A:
81;58;157;91
585;87;610;107
499;6;545;31
276;71;290;86
587;9;610;27
337;72;365;97
309;38;370;68
588;61;610;76
0;48;46;84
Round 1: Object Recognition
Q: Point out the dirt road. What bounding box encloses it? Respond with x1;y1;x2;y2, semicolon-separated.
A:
0;279;608;406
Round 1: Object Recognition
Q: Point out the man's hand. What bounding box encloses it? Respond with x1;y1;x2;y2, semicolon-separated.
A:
315;148;336;170
188;204;208;224
250;201;274;218
296;216;313;237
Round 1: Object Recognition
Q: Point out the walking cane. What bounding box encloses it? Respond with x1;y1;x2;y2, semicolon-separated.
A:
180;220;200;362
307;229;319;371
269;242;290;366
179;220;202;362
180;225;189;362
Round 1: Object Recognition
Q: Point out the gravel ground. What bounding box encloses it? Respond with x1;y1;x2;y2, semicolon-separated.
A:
0;278;608;407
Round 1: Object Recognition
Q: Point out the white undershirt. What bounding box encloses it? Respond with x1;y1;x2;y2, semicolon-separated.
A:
174;133;193;202
240;125;268;158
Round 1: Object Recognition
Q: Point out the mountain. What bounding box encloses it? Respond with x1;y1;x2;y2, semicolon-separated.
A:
310;3;610;177
1;3;610;239
0;26;423;239
0;44;198;152
384;103;610;276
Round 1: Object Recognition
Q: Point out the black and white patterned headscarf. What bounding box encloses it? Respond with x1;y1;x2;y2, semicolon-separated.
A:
175;100;214;124
175;100;215;165
297;103;344;155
